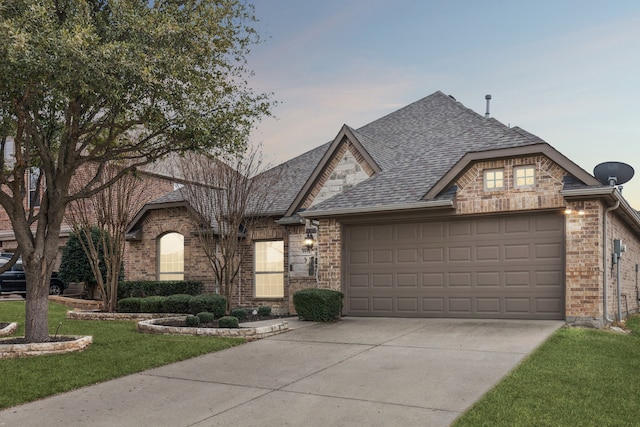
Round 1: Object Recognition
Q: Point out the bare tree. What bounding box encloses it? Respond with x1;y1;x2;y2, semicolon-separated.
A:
66;162;148;312
180;145;282;313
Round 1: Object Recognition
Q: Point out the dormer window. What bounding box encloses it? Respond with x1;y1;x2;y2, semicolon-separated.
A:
514;166;535;188
484;168;504;190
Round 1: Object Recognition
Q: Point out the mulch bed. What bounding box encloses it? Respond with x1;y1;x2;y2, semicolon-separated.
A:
0;336;77;345
157;314;291;329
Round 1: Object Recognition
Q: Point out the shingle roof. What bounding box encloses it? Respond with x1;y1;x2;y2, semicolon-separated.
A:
254;142;332;214
304;91;545;212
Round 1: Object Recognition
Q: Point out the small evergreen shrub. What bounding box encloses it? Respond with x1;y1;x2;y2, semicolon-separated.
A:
185;315;200;327
293;288;344;322
140;296;166;313
117;297;143;313
196;312;215;324
257;306;272;316
162;294;193;314
189;294;226;317
118;281;203;299
218;316;239;328
231;308;247;320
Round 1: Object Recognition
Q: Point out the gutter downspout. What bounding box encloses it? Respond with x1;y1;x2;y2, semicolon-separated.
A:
603;201;620;324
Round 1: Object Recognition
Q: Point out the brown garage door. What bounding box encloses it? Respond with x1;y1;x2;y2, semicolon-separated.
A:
344;212;565;319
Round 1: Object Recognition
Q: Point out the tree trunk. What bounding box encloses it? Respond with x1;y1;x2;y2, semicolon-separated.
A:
23;257;55;342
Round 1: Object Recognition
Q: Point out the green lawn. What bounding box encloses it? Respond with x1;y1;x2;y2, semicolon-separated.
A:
453;315;640;427
0;301;243;409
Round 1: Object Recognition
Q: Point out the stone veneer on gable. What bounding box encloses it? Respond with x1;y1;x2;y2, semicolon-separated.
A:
302;139;375;210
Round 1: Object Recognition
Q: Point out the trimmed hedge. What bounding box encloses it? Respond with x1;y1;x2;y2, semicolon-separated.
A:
231;308;247;320
162;294;193;314
140;295;165;313
293;288;344;322
117;297;143;313
117;294;228;315
185;315;200;327
218;316;239;328
196;312;215;323
189;294;226;318
257;306;272;316
117;280;203;299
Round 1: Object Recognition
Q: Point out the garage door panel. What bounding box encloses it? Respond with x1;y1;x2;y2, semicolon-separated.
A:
449;247;472;262
476;245;500;261
505;298;532;314
373;225;393;240
504;271;530;286
349;250;369;264
476;219;500;235
536;243;563;259
449;221;472;237
536;298;564;313
372;250;393;263
372;274;393;288
505;244;530;260
397;273;419;287
348;274;369;288
423;248;444;262
423;298;445;313
536;270;563;286
397;224;420;240
345;212;565;319
397;248;419;263
476;297;501;314
397;298;419;313
505;217;531;233
449;272;472;287
449;298;472;313
372;297;393;312
477;271;501;287
423;273;444;287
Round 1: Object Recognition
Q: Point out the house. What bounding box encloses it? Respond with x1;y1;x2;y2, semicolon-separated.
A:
125;91;640;327
0;159;182;267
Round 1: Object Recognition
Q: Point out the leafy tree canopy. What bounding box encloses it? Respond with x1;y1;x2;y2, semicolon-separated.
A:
0;0;272;342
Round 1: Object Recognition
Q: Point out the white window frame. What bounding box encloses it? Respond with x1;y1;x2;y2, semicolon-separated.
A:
483;168;504;191
158;232;184;281
255;240;284;298
514;165;535;189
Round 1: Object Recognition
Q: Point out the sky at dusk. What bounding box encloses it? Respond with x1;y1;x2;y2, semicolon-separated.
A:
247;0;640;208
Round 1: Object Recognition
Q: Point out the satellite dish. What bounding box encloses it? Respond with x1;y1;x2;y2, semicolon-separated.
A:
593;162;635;186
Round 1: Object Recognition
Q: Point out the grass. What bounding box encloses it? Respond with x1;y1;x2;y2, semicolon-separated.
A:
0;301;243;409
453;315;640;427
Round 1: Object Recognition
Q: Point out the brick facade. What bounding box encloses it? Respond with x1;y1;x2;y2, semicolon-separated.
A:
606;207;640;321
309;154;640;326
456;155;566;214
0;164;174;268
124;149;640;326
125;206;214;289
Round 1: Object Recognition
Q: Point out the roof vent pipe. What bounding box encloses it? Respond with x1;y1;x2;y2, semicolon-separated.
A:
484;94;492;118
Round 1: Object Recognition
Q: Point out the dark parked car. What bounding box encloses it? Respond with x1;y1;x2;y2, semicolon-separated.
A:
0;256;67;297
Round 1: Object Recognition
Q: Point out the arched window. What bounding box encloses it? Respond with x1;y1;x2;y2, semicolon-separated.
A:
158;232;184;280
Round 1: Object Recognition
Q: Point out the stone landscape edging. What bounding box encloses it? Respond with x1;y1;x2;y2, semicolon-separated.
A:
67;310;179;321
0;335;92;359
0;322;17;336
137;316;289;340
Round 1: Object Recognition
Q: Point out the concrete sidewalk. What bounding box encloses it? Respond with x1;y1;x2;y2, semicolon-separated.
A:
0;317;562;426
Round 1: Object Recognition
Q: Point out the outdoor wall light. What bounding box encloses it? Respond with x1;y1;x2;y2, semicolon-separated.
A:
565;205;585;216
303;228;316;252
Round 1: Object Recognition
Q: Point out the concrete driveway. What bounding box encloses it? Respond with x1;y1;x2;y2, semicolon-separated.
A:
0;317;562;427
